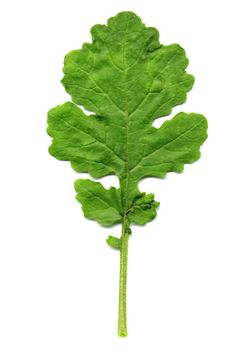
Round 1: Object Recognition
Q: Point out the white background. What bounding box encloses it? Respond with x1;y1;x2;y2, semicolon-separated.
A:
0;0;250;349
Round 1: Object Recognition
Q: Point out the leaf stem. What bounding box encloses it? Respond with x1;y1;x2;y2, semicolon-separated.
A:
118;216;129;337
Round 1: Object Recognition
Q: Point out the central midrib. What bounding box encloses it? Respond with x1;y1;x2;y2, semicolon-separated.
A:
121;26;130;214
123;109;129;212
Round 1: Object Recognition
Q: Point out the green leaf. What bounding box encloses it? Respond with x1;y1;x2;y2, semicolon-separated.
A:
74;179;122;226
47;11;208;336
47;12;207;223
106;235;121;249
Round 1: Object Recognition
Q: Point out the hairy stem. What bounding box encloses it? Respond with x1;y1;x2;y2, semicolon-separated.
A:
118;217;129;337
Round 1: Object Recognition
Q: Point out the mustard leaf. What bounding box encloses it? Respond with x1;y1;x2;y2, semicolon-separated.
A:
47;11;208;337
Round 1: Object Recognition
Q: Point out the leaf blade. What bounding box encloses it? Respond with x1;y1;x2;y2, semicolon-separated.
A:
47;11;208;225
75;179;122;227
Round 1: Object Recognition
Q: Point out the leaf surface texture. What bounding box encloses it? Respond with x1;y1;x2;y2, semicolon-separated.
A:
47;11;208;227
